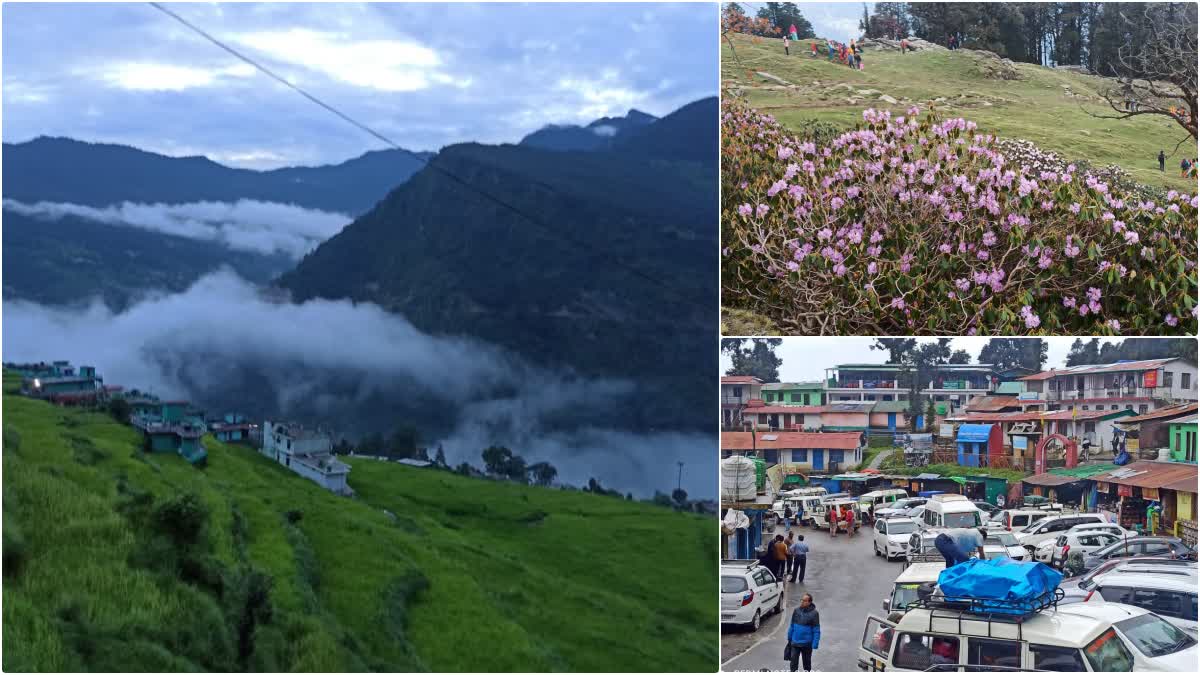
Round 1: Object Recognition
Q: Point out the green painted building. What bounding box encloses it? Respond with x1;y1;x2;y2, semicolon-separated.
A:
762;381;825;406
1169;415;1197;463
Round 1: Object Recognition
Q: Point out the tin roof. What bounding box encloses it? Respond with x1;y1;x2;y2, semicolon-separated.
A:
966;395;1020;412
1092;460;1197;490
721;431;863;451
955;409;1134;423
871;400;911;413
1019;358;1177;381
761;381;824;390
721;375;763;384
1121;403;1198;423
1170;415;1199;425
743;405;824;415
823;401;877;413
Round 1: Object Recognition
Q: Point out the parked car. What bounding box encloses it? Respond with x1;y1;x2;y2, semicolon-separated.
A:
880;562;943;616
1013;513;1109;552
971;500;1001;518
873;517;919;560
983;531;1028;561
901;504;926;522
1082;537;1197;574
720;560;783;631
858;599;1198;671
875;497;928;519
860;489;910;521
1061;559;1198;604
1036;530;1122;565
905;529;1025;563
812;499;863;532
918;494;983;531
1084;572;1199;636
1064;522;1133;539
993;508;1056;533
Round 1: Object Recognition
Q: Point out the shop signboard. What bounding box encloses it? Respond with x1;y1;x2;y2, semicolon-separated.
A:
1143;487;1159;501
1144;371;1158;388
1118;484;1133;497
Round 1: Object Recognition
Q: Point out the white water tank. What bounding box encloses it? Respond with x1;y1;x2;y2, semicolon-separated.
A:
721;456;758;502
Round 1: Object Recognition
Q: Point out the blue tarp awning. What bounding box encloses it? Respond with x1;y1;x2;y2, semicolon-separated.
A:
957;424;993;444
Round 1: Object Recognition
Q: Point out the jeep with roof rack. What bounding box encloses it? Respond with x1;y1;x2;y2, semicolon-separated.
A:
858;589;1198;671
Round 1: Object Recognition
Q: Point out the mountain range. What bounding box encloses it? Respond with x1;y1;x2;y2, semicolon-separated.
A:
3;97;717;434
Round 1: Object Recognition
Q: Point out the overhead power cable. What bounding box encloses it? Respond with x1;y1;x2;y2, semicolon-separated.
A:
147;2;713;312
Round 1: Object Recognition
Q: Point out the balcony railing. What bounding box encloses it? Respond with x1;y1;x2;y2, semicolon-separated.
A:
830;379;899;389
1046;388;1155;401
721;396;746;405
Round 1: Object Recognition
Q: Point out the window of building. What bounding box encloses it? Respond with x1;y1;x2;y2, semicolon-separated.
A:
796;449;808;462
1164;371;1174;387
830;450;844;463
1082;405;1089;410
1111;405;1119;411
791;393;803;403
1183;373;1192;390
733;386;742;397
1139;405;1149;414
1126;404;1133;410
1085;422;1096;433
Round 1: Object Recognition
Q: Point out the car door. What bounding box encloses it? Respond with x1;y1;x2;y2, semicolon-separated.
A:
859;616;896;671
875;519;888;548
755;568;780;610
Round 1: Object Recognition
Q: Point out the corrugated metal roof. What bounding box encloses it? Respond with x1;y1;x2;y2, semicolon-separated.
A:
967;396;1020;412
1093;460;1197;490
956;423;994;443
761;381;824;390
959;409;1134;423
1019;359;1177;381
721;431;863;451
1050;463;1120;478
1023;473;1081;486
744;405;823;415
1170;415;1199;425
721;375;762;384
872;400;911;413
823;401;877;412
994;382;1025;395
1121;403;1198;423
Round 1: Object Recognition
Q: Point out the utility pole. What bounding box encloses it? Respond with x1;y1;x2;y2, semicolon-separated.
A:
677;461;684;491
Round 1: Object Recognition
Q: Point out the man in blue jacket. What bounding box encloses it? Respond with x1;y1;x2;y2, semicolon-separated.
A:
786;593;821;672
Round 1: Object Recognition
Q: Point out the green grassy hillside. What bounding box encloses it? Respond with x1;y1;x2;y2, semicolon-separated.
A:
1;373;715;671
722;34;1194;191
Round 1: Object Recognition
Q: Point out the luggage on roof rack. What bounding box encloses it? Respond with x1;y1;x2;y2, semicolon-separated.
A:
924;557;1064;617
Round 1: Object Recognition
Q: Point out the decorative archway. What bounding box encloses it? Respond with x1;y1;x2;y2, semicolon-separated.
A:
1034;433;1078;473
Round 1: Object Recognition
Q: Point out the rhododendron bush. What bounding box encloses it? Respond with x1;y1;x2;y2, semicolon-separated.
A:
722;101;1198;335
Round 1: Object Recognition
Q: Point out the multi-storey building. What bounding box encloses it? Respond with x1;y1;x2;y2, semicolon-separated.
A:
824;362;997;416
720;375;763;430
1018;358;1198;416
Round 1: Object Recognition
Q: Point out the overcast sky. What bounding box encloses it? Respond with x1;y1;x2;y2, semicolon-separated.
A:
2;2;717;169
742;1;871;42
719;338;1131;382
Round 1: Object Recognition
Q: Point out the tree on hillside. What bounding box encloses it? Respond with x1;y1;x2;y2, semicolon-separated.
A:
505;454;528;484
434;444;447;468
672;488;689;507
979;338;1049;372
1092;3;1198;141
528;461;557;486
757;2;815;38
481;445;514;475
723;338;783;383
1096;338;1198;364
1066;337;1103;366
865;2;911;40
107;397;131;424
722;2;778;38
949;350;972;364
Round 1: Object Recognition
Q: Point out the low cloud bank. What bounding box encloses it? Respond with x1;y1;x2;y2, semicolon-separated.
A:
3;198;351;259
2;270;713;497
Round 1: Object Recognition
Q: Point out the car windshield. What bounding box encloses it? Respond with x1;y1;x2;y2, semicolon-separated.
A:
891;583;922;610
721;576;748;594
989;533;1018;546
944;512;980;528
1084;628;1134;671
1116;613;1197;658
889;522;918;535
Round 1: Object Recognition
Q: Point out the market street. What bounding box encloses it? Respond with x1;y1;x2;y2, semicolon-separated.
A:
722;522;901;672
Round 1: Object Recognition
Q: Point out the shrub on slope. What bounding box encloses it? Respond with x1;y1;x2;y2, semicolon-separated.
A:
722;101;1197;335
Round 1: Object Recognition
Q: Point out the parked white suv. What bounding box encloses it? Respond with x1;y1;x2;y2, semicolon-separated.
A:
720;560;783;631
874;517;919;560
858;599;1198;671
1014;513;1108;552
1085;573;1199;637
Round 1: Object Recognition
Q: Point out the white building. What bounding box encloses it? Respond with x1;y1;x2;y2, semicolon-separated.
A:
721;375;764;430
824;363;997;416
1018;358;1198;416
262;421;352;495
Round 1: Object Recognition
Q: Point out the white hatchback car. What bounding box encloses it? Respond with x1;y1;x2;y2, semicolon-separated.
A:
1014;513;1109;552
874;517;919;560
720;560;783;631
1036;530;1122;565
1085;573;1199;637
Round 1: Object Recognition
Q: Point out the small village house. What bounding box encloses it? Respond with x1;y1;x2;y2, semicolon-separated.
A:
720;375;763;430
721;431;864;474
262;421;352;495
761;381;825;406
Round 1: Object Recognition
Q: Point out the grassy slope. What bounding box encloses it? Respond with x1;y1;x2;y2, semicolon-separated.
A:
2;373;715;672
722;34;1195;192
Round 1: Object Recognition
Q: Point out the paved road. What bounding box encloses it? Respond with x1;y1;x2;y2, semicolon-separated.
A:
867;448;895;470
722;521;900;672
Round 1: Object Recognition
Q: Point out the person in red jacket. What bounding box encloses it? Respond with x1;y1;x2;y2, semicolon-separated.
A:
844;506;857;537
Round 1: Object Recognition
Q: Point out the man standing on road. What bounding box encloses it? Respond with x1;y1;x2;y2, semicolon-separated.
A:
789;535;809;583
844;505;856;537
772;535;789;579
784;531;796;577
828;506;839;537
787;593;821;672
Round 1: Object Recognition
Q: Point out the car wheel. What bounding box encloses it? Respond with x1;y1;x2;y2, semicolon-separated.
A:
774;593;784;615
750;610;761;632
874;542;881;557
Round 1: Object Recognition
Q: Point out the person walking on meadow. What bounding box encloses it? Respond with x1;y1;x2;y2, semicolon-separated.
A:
786;593;821;672
1159;150;1166;172
783;35;790;56
1183;157;1192;178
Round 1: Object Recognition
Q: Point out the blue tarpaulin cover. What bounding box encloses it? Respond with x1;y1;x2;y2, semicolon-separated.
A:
937;558;1063;616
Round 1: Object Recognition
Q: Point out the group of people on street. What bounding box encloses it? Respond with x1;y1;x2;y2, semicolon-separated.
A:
763;531;810;583
828;504;856;537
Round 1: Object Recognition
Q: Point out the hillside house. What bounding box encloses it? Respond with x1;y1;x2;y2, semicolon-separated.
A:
20;363;107;405
720;375;763;430
1018;358;1198;415
210;413;252;442
721;431;864;474
1170;416;1198;463
740;401;823;431
1116;404;1199;457
131;401;208;465
761;381;825;406
825;362;997;415
262;421;352;495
